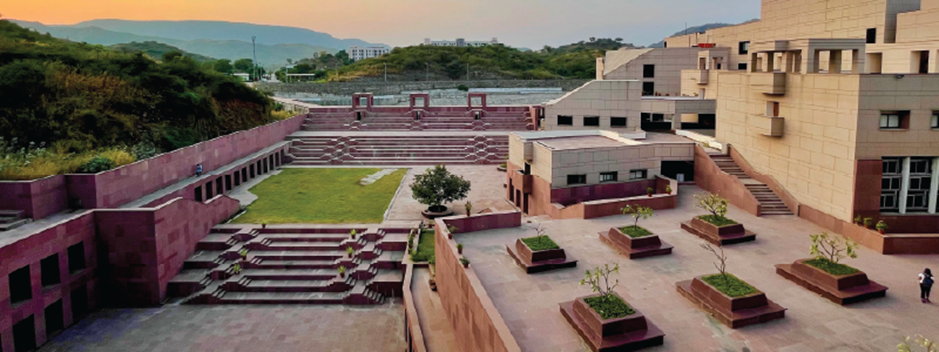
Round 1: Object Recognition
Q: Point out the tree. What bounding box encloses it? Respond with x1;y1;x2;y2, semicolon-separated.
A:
212;59;233;74
161;51;183;62
615;38;623;42
233;58;254;73
589;37;597;42
286;58;293;64
409;165;471;212
621;204;653;229
580;263;619;299
701;243;729;285
809;232;858;263
900;335;938;352
694;192;728;219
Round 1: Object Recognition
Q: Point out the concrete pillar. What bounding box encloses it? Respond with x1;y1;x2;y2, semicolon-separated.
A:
900;157;911;214
851;49;863;74
750;53;759;72
766;52;775;72
829;50;843;73
805;50;820;73
670;114;681;130
929;157;939;214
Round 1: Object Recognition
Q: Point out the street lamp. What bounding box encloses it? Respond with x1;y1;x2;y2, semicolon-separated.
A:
384;63;387;82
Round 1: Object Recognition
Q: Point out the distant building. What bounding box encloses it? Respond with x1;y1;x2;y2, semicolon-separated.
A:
349;46;390;61
423;38;499;47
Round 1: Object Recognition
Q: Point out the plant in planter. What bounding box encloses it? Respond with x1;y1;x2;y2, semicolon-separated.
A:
809;232;858;266
665;185;673;195
460;256;470;268
620;204;654;238
465;201;473;216
854;215;862;225
232;263;242;274
259;220;267;229
239;249;249;261
338;265;346;278
579;264;635;319
347;246;355;258
411;165;471;216
646;187;654;197
875;220;888;234
863;217;873;229
694;192;733;226
683;192;754;245
350;229;357;239
447;225;458;239
775;232;886;305
899;335;938;352
457;243;464;254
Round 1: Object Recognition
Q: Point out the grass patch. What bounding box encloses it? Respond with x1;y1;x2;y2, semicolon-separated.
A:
233;168;406;224
701;273;759;298
584;294;635;320
411;229;436;262
698;215;738;227
521;235;560;251
618;226;653;238
804;258;859;276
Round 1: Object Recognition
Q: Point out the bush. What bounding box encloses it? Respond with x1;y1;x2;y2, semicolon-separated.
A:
584;294;635;320
619;226;653;238
701;273;758;298
457;84;469;91
79;156;115;173
521;235;560;251
99;148;136;167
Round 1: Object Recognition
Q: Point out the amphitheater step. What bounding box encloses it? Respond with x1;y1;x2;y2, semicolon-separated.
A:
215;291;347;304
0;210;28;232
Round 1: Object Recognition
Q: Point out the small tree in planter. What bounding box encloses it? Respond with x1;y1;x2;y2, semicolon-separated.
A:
809;232;858;264
665;185;673;195
457;243;464;254
410;165;471;214
876;220;888;234
460;256;471;268
350;229;357;239
239;249;249;261
694;192;734;226
465;201;473;216
232;263;242;275
700;243;729;285
646;187;654;197
338;265;346;278
579;264;635;319
347;246;355;258
620;204;654;238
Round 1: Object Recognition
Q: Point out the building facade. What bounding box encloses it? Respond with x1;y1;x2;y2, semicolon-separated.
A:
349;46;391;61
423;38;499;47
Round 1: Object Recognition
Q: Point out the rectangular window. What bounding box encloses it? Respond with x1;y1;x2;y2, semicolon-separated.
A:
881;157;902;212
879;111;908;129
866;28;876;44
739;41;750;55
567;174;586;185
629;169;647;180
583;116;600;126
9;265;32;304
642;82;655;96
738;63;747;70
41;254;60;287
652;114;666;122
68;242;86;273
933;113;939;128
45;299;64;336
643;64;655;78
610;117;627;127
600;172;618;183
907;158;933;213
558;115;573;126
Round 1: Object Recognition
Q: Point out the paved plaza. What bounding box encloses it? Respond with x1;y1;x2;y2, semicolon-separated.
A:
386;165;517;221
38;303;406;352
457;185;939;352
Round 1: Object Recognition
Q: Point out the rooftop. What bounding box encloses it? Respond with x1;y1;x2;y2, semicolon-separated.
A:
536;135;625;150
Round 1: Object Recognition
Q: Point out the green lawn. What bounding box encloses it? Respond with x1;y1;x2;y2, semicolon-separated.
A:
411;229;436;263
233;168;407;224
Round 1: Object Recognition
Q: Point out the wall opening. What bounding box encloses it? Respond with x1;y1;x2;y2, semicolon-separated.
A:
45;299;64;337
241;168;247;183
194;186;203;202
215;177;223;196
225;175;232;191
13;315;36;352
470;96;483;107
250;164;255;178
205;183;213;199
919;51;930;74
70;285;89;322
866;28;877;44
867;53;883;74
40;254;61;287
9;265;32;304
642;82;655;96
68;242;86;273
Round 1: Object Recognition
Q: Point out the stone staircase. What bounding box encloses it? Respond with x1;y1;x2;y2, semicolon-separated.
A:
302;112;532;132
288;135;508;165
710;155;794;216
168;226;408;305
0;210;29;231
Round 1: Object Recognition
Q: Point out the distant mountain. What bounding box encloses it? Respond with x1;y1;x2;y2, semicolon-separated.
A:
11;20;338;67
647;21;756;48
110;41;215;62
73;19;385;49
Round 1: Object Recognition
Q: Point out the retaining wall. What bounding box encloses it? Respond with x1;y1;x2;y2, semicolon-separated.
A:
0;175;68;220
259;79;591;96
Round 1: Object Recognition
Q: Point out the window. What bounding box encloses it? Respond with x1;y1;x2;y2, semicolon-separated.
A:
583;116;600;126
738;63;748;70
652;114;666;122
45;300;64;336
643;64;655;78
600;172;618;183
642;82;654;96
907;158;933;213
629;169;647;180
611;117;627;127
739;41;750;55
558;115;573;126
866;28;876;44
879;111;908;129
9;265;32;304
880;157;902;212
567;174;586;185
68;242;86;273
932;112;939;128
41;254;60;287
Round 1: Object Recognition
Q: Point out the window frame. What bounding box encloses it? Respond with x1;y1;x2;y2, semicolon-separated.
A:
599;172;618;183
739;41;750;55
567;174;587;185
879;111;908;130
866;28;876;44
557;115;573;126
628;169;647;180
610;117;628;128
583;116;600;127
642;82;655;96
643;64;655;78
931;112;938;129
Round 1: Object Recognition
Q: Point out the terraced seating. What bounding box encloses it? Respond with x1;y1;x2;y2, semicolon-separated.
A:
302;110;531;132
288;134;509;165
0;210;28;231
168;226;408;305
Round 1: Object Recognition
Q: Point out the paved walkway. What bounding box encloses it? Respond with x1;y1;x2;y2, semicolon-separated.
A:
385;165;517;221
412;267;460;352
39;303;406;352
457;185;939;352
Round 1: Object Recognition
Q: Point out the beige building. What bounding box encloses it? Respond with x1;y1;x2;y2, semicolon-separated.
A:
540;80;644;132
665;0;939;233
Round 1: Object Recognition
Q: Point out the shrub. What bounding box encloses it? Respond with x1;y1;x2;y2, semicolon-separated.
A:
410;165;471;212
99;148;136;167
457;84;469;91
809;232;858;263
78;156;115;173
583;293;635;319
863;217;873;228
521;235;560;251
338;266;346;275
459;256;470;266
876;220;888;232
410;229;436;262
694;191;729;220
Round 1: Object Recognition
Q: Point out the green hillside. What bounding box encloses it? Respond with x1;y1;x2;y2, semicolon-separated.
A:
0;20;284;180
110;41;215;62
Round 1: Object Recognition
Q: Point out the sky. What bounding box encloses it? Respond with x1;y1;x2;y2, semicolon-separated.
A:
4;0;761;48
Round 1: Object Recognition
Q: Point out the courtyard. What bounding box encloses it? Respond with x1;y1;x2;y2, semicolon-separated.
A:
455;185;939;352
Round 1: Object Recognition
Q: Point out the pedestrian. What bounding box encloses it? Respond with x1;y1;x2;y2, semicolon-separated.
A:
920;268;933;303
196;164;203;177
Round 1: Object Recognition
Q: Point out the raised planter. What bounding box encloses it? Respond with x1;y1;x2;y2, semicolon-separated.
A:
559;292;665;352
506;238;577;273
599;227;673;259
421;207;454;219
775;259;888;305
675;275;785;329
497;165;507;172
680;217;756;245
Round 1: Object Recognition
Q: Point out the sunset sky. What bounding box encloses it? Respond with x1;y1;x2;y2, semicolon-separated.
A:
5;0;760;48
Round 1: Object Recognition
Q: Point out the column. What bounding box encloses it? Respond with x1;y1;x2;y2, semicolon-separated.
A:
899;157;911;214
829;50;843;73
766;52;775;72
851;49;863;74
670;114;681;130
750;53;759;72
928;157;939;214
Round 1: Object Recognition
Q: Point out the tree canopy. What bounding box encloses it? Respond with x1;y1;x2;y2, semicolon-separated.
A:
409;165;471;211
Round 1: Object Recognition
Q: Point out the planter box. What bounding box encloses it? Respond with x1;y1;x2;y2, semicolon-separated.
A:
599;227;673;259
775;259;888;305
559;292;665;352
680;217;756;245
675;275;785;329
507;238;577;274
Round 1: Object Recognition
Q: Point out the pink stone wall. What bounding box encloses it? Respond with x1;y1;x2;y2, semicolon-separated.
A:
0;212;99;352
441;212;522;234
0;175;68;220
402;264;428;352
433;212;522;352
95;195;240;306
692;145;761;216
550;179;656;206
67;114;305;209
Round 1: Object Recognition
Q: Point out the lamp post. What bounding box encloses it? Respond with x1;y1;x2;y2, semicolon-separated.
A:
384;63;387;82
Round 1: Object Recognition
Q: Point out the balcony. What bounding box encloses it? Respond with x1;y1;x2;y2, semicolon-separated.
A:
751;115;785;137
750;72;786;95
512;169;533;194
695;69;709;85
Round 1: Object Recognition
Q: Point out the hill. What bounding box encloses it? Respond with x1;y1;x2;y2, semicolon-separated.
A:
647;22;753;48
74;19;384;49
11;20;337;67
0;20;281;180
110;41;215;62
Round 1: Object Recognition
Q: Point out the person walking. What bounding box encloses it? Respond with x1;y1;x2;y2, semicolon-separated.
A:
196;164;203;177
920;268;933;303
